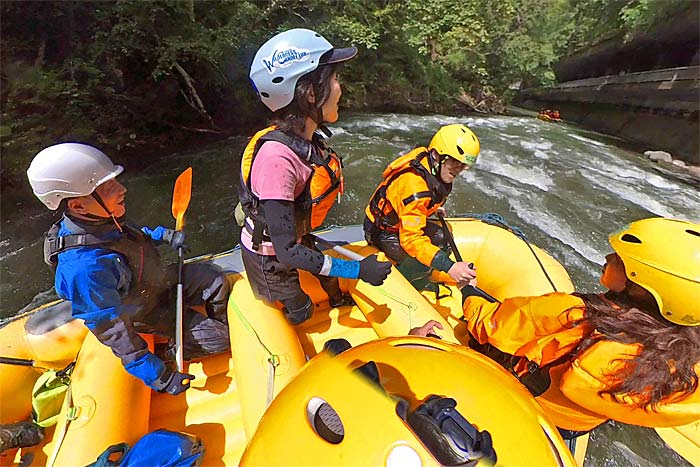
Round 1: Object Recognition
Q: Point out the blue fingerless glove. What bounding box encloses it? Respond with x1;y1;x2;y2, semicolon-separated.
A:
327;255;391;286
328;257;361;279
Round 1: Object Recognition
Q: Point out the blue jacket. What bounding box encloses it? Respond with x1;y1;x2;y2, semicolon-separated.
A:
53;216;175;389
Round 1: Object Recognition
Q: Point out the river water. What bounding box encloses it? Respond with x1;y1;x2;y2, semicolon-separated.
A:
1;111;698;466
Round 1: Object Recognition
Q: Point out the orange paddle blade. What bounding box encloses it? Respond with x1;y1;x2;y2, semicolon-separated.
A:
172;167;193;231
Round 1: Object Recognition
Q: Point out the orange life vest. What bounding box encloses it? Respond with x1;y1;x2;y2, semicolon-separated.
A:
238;126;344;249
365;147;450;231
308;145;344;229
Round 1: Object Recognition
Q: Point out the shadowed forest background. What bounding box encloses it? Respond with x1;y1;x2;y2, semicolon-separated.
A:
1;0;693;187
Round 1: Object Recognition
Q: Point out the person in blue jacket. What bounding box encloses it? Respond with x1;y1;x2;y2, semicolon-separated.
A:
27;143;231;396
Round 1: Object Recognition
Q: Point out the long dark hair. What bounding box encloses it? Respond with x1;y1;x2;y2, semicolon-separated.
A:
577;292;700;410
273;61;337;136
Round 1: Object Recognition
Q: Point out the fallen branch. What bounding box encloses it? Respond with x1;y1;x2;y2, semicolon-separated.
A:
173;62;218;129
163;121;223;134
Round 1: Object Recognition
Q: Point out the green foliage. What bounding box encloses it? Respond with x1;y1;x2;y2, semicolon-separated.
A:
563;0;694;53
0;0;689;184
618;0;693;37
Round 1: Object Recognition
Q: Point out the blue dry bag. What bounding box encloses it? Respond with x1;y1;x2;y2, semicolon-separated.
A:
87;429;204;467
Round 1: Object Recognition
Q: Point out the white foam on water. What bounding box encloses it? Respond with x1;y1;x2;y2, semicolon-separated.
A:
467;117;512;130
518;140;554;161
596;165;647;181
459;169;478;183
611;441;662;467
480;156;554;192
580;169;700;220
568;132;607;147
344;114;420;133
0;244;29;261
510;199;604;265
559;248;605;289
568;143;697;208
520;140;553;151
644;173;687;190
327;126;348;136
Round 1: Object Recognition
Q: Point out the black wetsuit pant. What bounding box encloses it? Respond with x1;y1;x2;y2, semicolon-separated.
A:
241;235;344;324
135;262;231;359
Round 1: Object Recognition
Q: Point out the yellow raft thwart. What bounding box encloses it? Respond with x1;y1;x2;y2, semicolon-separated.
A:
2;218;578;466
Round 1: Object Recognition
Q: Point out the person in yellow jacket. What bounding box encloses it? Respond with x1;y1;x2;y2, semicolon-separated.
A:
462;217;700;439
364;124;479;289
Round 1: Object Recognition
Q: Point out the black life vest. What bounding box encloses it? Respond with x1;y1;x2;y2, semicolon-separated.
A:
238;126;343;250
44;216;175;313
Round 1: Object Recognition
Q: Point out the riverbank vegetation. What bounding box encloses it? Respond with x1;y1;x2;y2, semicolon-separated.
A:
0;0;691;186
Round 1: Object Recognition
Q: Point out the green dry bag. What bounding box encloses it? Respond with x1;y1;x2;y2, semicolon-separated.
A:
31;363;73;428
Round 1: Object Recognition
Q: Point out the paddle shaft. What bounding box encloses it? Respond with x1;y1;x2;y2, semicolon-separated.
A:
175;247;184;371
312;235;364;261
0;356;35;366
436;213;500;304
172;167;193;372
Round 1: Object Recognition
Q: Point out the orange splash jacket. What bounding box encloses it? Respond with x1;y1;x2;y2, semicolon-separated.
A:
365;148;451;268
464;292;700;431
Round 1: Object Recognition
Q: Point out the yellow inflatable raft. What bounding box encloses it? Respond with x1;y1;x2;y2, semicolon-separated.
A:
0;300;87;426
241;337;576;467
1;218;576;466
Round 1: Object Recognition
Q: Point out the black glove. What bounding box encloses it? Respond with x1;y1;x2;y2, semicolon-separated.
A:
358;255;392;286
162;228;188;251
153;368;194;395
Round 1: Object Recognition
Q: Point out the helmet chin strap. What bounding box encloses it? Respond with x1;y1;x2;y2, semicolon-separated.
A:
311;81;325;125
430;150;448;183
87;191;124;232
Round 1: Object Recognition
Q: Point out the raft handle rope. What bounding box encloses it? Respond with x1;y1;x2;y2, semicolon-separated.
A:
45;357;79;467
229;299;280;407
452;213;559;293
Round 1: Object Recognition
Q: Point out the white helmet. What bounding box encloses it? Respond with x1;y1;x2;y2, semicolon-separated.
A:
249;28;357;112
27;143;123;210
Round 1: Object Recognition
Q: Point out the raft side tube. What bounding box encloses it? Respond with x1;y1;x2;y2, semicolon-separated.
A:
43;332;151;467
0;301;87;425
227;274;306;438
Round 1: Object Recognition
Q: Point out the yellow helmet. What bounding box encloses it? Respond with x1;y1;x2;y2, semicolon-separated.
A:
428;124;480;166
609;217;700;326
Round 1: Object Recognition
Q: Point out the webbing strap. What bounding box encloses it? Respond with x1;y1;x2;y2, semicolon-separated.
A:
46;382;77;467
402;191;432;206
454;213;558;292
229;298;280;408
251;219;266;252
